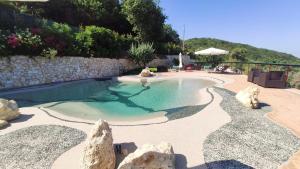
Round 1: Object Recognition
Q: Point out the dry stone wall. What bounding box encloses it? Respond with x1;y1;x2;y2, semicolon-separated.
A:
0;55;190;89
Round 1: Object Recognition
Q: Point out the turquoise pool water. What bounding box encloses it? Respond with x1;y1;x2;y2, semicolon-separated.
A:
0;78;215;120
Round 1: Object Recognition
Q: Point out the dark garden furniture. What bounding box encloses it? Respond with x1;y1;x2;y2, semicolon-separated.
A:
256;71;287;88
248;69;261;83
248;69;287;88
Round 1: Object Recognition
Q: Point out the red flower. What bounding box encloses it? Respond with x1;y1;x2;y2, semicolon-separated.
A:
7;34;21;48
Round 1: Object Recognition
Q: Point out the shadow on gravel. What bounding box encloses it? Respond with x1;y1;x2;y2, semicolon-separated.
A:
175;153;252;169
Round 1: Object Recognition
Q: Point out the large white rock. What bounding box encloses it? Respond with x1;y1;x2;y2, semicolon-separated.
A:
0;119;8;129
139;68;154;77
117;142;175;169
236;86;260;109
81;120;116;169
0;99;20;121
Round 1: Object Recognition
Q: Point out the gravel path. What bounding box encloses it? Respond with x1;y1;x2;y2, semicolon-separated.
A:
0;125;86;169
203;87;300;169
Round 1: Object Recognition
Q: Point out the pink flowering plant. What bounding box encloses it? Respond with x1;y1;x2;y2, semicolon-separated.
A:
3;28;43;56
15;28;42;53
7;34;21;48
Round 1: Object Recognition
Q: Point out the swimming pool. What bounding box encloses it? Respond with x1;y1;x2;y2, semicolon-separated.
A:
0;78;215;121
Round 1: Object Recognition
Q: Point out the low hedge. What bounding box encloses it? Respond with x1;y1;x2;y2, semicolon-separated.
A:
0;24;135;58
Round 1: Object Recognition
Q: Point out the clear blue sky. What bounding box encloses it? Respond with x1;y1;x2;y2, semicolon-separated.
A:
160;0;300;58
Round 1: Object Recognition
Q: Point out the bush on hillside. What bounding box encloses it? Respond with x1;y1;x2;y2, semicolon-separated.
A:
290;72;300;89
0;28;43;56
0;2;180;58
41;48;58;59
121;0;166;42
128;42;155;67
0;30;10;56
10;0;132;34
158;42;182;55
39;21;79;55
75;26;133;58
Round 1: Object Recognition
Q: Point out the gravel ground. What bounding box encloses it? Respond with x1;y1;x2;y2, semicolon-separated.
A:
0;125;86;169
203;87;300;169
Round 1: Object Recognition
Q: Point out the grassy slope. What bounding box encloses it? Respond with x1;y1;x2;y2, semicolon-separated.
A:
185;38;300;64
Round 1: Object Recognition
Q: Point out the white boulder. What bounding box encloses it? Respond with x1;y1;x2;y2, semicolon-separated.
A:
117;142;175;169
0;119;8;129
236;86;260;109
81;120;116;169
139;67;154;77
0;99;20;121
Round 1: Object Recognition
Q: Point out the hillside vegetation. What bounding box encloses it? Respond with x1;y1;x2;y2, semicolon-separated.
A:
0;0;181;58
185;38;300;64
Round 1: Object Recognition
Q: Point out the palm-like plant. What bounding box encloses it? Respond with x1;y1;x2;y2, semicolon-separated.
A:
128;42;155;67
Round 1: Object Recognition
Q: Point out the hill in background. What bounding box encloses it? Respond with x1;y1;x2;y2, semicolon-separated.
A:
185;38;300;64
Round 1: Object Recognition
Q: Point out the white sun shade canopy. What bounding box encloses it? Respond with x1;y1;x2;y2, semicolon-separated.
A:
195;47;229;56
178;52;183;68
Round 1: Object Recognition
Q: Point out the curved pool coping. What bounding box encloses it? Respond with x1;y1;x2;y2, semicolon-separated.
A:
36;75;227;126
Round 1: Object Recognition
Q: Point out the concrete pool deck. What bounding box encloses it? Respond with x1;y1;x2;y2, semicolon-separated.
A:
1;71;300;168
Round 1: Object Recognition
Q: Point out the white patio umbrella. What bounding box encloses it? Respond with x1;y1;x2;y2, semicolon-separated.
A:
195;47;229;56
178;52;183;68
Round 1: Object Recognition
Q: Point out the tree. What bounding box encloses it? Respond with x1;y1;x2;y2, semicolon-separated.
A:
128;43;155;67
11;0;132;34
229;48;247;62
121;0;166;42
163;24;180;44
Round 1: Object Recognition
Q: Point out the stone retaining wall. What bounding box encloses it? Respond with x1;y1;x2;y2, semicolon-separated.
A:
0;55;190;89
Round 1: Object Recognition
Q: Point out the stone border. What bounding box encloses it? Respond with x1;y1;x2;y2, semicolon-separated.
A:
203;87;300;169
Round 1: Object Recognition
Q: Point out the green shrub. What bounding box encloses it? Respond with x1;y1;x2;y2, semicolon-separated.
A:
290;72;300;89
148;67;157;72
128;42;155;67
41;48;58;59
121;0;165;42
0;29;10;56
15;28;43;55
39;21;79;55
40;21;76;40
155;42;182;55
75;26;127;57
1;28;43;56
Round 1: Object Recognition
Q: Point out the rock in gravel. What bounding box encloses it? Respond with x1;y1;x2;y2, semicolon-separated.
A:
117;142;175;169
81;120;115;169
0;119;8;129
0;98;20;121
236;86;260;109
